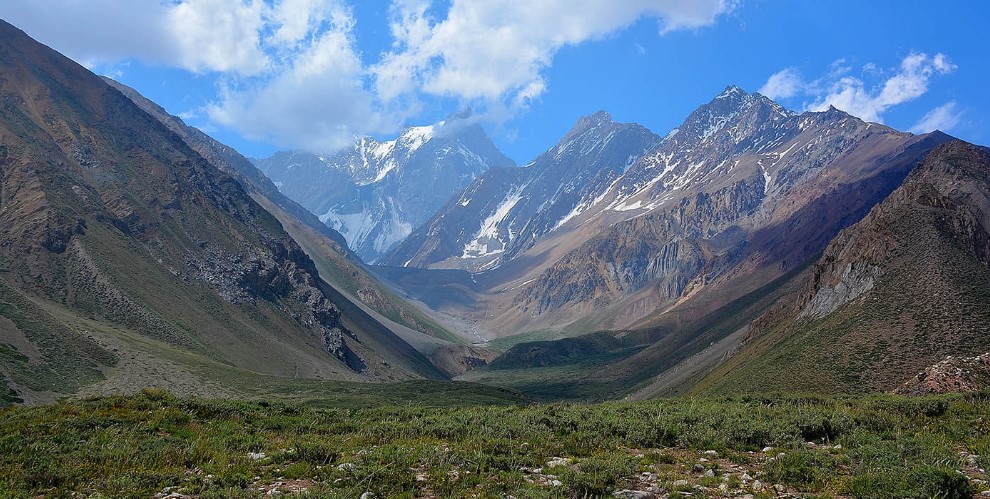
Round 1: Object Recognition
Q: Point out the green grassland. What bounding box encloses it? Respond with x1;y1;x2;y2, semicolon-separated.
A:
2;390;989;497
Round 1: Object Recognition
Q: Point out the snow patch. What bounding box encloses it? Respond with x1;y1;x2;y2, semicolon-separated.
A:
400;124;435;153
461;187;524;258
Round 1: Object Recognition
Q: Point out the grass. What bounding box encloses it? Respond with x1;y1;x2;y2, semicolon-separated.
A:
1;390;988;497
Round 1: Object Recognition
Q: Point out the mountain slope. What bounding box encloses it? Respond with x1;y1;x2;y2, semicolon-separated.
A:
696;141;990;394
256;122;514;263
0;20;443;403
105;77;462;348
101;77;356;261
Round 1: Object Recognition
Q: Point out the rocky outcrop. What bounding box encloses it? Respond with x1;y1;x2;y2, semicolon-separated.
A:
798;262;881;320
895;353;990;395
705;141;990;395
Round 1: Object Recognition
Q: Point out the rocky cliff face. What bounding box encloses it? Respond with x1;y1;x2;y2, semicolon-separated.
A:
256;122;514;263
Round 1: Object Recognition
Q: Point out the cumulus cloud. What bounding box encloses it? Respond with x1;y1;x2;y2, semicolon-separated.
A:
168;0;269;76
758;68;802;100
206;10;391;152
759;53;957;126
910;101;962;133
808;53;955;123
374;0;736;118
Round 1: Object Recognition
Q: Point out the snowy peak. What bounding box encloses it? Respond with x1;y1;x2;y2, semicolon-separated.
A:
676;86;793;144
256;121;513;263
396;123;436;154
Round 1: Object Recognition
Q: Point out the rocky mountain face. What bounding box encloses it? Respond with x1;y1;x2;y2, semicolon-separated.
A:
0;20;442;403
386;111;662;270
699;141;990;394
510;89;949;326
256;122;514;263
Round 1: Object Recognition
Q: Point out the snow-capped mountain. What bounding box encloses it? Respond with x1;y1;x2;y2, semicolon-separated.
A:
385;111;662;270
255;121;514;263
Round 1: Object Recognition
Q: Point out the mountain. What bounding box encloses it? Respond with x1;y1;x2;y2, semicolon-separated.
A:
256;122;514;263
0;20;445;404
385;86;952;341
104;77;464;355
386;111;662;270
694;141;990;395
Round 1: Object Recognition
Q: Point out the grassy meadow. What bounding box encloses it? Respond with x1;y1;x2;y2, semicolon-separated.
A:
1;389;988;497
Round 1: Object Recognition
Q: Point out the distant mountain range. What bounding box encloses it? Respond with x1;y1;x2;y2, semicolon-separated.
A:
386;86;951;338
255;122;513;263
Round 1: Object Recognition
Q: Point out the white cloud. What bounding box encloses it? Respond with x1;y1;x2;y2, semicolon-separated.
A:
373;0;735;118
1;0;274;75
806;52;956;123
168;0;269;75
910;101;962;133
0;0;175;67
206;5;395;152
758;68;802;100
0;0;736;152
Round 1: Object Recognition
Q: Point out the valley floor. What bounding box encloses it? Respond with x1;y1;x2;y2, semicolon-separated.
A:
1;390;989;497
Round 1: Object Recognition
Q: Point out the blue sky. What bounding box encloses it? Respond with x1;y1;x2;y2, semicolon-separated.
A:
2;1;987;164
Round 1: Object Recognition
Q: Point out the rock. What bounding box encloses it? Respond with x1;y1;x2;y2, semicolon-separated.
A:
613;490;656;499
741;473;752;481
248;452;266;460
703;450;718;457
703;469;715;478
549;479;563;487
775;484;785;492
360;493;376;499
337;463;355;472
672;480;691;488
546;457;572;467
752;479;764;491
693;464;705;472
761;446;773;452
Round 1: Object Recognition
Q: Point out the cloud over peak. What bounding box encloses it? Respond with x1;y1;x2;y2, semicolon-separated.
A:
760;52;957;127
